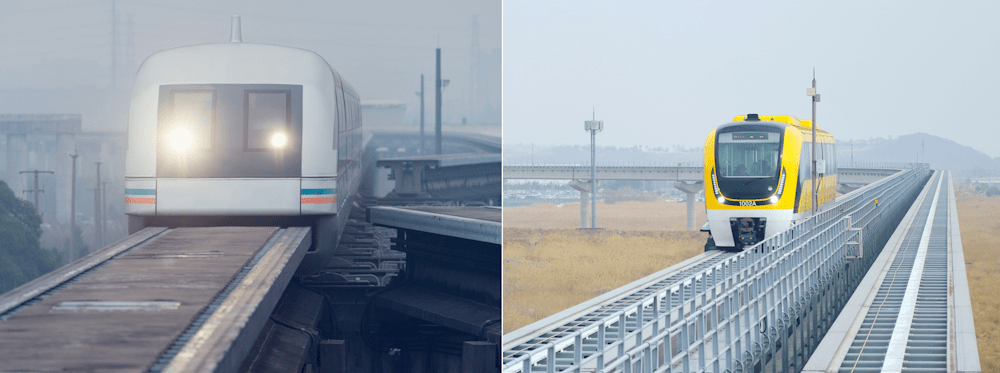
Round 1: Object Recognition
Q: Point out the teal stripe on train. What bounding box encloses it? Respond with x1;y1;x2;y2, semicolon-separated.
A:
301;188;335;195
125;188;156;196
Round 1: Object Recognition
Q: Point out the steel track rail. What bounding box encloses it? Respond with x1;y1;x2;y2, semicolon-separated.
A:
804;170;981;373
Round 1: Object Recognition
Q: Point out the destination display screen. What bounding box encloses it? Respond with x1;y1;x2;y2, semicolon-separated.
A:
732;132;769;140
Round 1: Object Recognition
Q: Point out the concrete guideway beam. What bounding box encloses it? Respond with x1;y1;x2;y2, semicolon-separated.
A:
674;181;703;231
837;183;861;194
0;227;312;373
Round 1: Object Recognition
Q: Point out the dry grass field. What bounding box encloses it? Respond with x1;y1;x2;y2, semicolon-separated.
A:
503;199;707;332
503;200;707;231
504;185;999;369
503;229;704;332
955;184;1000;371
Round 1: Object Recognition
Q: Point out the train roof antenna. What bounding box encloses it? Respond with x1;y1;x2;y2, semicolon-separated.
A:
230;15;242;43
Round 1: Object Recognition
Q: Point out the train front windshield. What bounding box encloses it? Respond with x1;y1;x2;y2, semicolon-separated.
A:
156;84;304;178
717;131;781;178
715;130;783;199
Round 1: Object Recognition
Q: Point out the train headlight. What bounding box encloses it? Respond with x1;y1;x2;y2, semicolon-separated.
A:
769;195;778;204
168;127;194;153
270;132;288;149
717;196;726;204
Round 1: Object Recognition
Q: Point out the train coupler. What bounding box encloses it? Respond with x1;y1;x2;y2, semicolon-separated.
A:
729;217;767;250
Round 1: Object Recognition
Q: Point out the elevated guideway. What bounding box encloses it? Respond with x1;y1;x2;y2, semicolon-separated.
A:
0;226;310;372
804;171;980;373
503;164;919;231
502;165;951;373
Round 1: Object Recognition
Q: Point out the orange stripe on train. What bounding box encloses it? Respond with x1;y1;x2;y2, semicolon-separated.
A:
126;197;156;204
301;196;336;204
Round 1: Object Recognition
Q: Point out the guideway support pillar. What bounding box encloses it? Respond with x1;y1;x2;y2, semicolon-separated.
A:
568;180;595;229
674;181;703;231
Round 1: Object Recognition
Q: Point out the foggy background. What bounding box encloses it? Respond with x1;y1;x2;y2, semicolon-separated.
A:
3;0;501;127
502;1;1000;160
0;0;500;261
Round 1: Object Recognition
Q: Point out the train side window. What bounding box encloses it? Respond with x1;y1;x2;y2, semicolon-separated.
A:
245;91;290;151
824;144;836;175
831;144;837;174
167;90;215;151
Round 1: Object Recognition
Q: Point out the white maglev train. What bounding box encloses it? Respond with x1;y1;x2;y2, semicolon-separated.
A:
125;25;363;274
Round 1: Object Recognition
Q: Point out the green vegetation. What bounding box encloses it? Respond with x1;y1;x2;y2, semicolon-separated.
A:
0;180;60;294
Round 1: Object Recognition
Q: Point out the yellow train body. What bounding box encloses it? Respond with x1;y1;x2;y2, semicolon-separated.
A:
703;114;837;249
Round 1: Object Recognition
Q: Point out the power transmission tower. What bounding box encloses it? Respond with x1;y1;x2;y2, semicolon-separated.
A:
20;170;54;216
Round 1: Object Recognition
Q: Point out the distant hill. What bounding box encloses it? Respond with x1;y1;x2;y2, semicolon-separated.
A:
837;133;999;177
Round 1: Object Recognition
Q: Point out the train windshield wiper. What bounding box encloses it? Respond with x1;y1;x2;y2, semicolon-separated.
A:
742;177;768;186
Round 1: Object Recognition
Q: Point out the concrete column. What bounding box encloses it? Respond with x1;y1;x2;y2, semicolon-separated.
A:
568;180;592;229
318;340;345;373
674;182;704;231
462;341;497;373
6;133;26;191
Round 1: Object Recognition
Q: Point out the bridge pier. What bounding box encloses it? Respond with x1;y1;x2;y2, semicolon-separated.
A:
568;180;593;228
673;182;703;231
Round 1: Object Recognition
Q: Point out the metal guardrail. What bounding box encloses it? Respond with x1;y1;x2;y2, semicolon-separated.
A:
502;165;931;373
836;162;925;170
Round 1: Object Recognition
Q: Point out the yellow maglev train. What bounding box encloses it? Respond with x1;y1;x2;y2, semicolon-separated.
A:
703;114;837;250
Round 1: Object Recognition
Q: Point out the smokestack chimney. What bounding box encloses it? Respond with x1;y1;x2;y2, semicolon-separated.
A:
230;15;242;42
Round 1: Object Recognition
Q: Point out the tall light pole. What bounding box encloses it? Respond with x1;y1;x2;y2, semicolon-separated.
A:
807;70;821;228
585;111;603;229
435;48;443;155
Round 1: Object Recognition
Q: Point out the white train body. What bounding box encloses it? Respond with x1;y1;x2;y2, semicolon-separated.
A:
125;40;362;274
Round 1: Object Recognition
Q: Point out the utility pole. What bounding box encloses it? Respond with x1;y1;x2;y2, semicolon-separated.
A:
806;71;823;236
20;170;54;216
94;161;103;248
417;74;425;153
807;71;821;230
69;153;78;259
435;48;442;155
585;110;603;229
102;181;110;245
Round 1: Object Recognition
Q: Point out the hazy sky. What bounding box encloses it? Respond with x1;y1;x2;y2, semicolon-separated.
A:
1;0;499;129
503;1;1000;157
